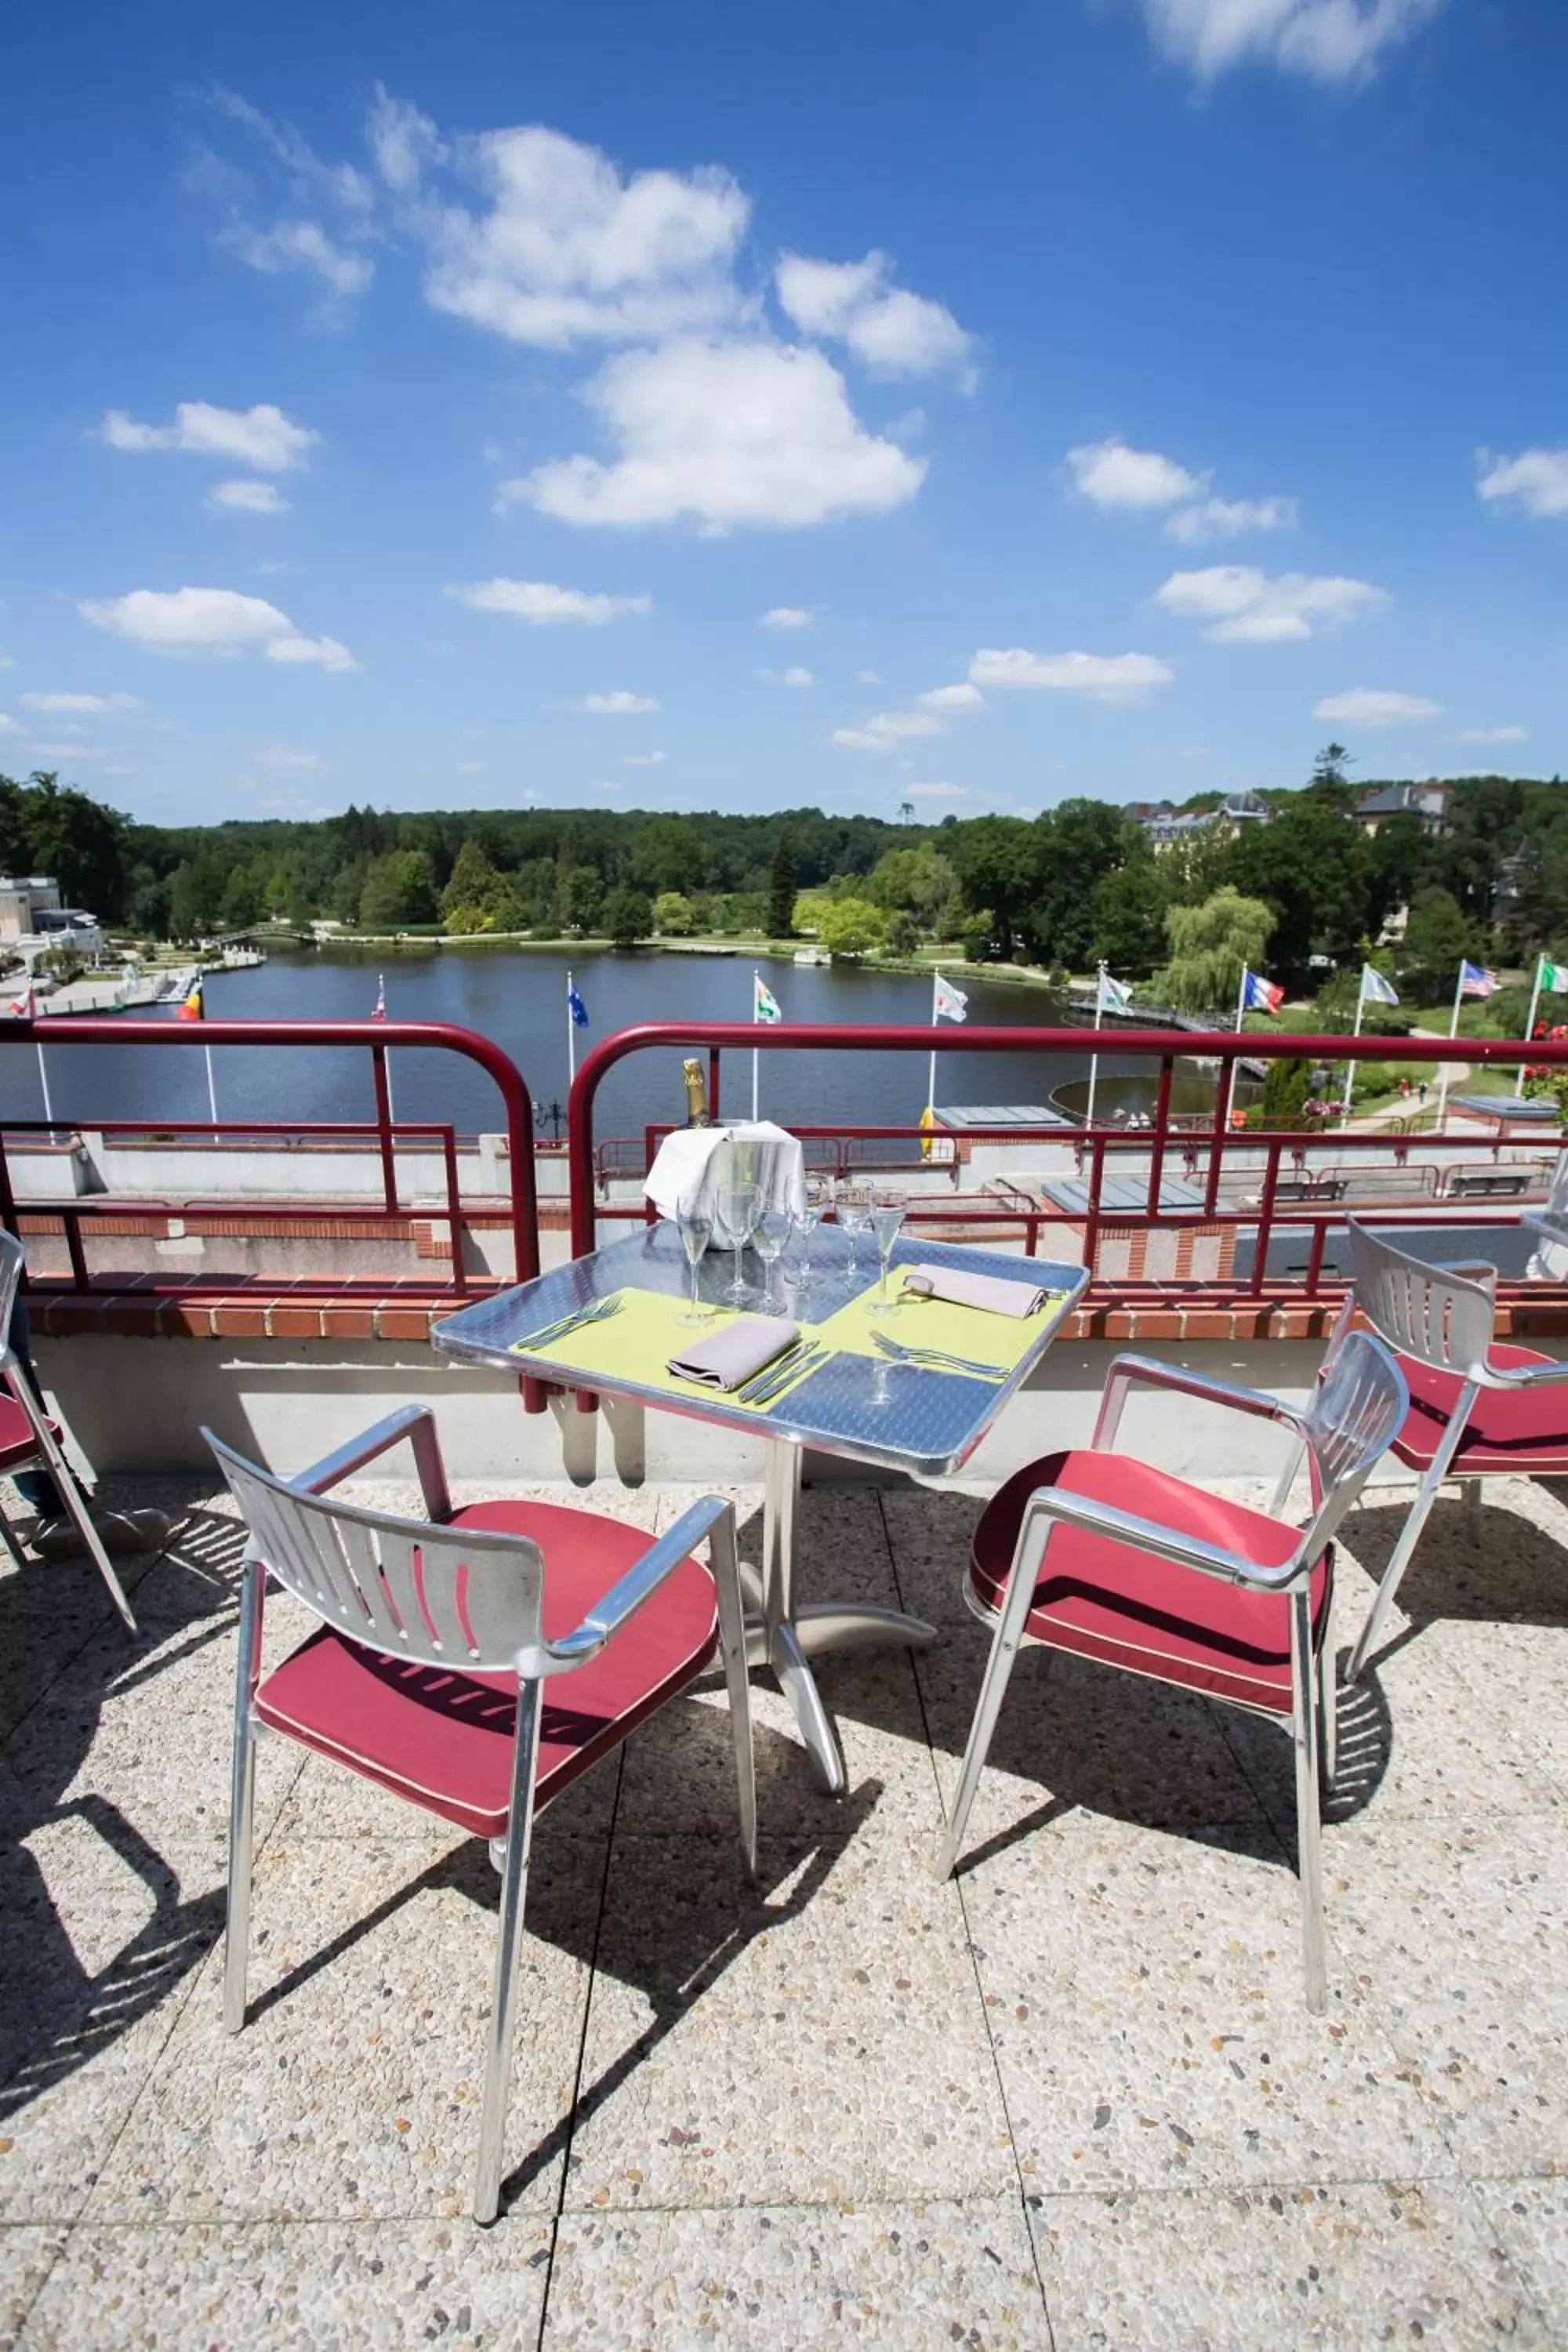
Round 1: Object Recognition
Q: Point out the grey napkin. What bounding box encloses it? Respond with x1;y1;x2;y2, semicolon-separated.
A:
668;1315;800;1390
901;1265;1047;1319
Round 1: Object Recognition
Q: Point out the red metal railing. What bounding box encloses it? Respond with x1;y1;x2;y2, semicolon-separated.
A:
567;1020;1568;1297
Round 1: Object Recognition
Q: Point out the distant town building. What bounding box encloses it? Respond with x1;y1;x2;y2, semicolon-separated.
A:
0;876;62;940
1352;779;1452;836
1133;790;1272;854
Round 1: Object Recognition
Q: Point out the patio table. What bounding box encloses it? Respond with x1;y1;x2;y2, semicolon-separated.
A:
433;1226;1087;1792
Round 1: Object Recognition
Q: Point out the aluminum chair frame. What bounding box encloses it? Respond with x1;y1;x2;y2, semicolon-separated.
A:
1523;1150;1568;1276
208;1404;755;2225
1335;1218;1568;1684
0;1230;136;1629
935;1330;1407;2013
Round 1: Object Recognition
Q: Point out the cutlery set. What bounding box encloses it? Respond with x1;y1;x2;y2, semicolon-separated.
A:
516;1294;623;1351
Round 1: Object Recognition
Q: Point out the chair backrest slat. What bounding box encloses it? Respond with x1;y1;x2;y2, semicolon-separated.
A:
209;1434;545;1670
1347;1219;1496;1382
1298;1327;1410;1555
0;1231;25;1358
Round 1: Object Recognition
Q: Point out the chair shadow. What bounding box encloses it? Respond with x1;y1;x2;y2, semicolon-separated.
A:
0;1497;251;2127
1345;1489;1568;1657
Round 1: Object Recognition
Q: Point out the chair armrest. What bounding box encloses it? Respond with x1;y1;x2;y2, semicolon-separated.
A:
1018;1479;1307;1595
535;1496;736;1669
1494;1355;1568;1387
287;1403;452;1522
1430;1258;1499;1290
1093;1352;1307;1453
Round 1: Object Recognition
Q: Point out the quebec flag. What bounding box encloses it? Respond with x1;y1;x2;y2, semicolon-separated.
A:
567;976;590;1028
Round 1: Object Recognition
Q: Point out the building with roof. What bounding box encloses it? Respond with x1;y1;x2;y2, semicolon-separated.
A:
1352;779;1452;836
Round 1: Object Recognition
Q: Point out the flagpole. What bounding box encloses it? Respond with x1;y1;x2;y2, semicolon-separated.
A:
380;976;396;1124
751;969;760;1123
34;1029;53;1131
1519;952;1545;1100
1437;960;1465;1131
1235;963;1249;1033
927;970;940;1118
1085;964;1106;1132
203;1040;218;1128
1341;978;1367;1125
567;967;577;1086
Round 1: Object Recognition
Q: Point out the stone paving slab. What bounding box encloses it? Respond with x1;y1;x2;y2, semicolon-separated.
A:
4;1468;1568;2346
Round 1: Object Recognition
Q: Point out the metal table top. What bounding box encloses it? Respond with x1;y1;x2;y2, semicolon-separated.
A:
434;1228;1087;1479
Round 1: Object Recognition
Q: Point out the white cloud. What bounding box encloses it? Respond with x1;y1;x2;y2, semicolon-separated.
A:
830;710;949;752
1142;0;1442;84
760;606;813;630
1155;565;1385;642
1454;724;1526;745
0;655;13;670
782;667;814;688
208;478;290;514
1166;494;1298;543
856;668;883;685
916;683;984;713
0;713;19;735
1313;688;1443;725
597;779;626;792
907;782;968;799
448;577;651;624
1068;438;1203;510
19;691;137;713
579;689;659;714
225;217;373;297
621;750;666;766
775;251;973;382
967;648;1175;702
367;85;445;194
32;742;104;760
256;742;322;768
505;339;925;532
414;122;748;347
1476;447;1568;520
79;586;355;670
101;401;318;471
200;89;376;305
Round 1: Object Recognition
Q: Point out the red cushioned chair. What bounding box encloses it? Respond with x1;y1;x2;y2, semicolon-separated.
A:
935;1330;1407;2011
0;1229;136;1629
206;1405;755;2224
1335;1218;1568;1686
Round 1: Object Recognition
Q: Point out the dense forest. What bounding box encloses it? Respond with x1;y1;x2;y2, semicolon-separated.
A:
5;756;1568;1007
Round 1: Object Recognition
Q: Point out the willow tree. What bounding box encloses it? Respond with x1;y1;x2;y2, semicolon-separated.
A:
1161;887;1276;1014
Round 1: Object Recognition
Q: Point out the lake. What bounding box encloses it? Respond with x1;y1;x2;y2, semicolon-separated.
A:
0;949;1176;1142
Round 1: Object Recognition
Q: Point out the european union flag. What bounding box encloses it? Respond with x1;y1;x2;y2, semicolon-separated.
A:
567;978;589;1028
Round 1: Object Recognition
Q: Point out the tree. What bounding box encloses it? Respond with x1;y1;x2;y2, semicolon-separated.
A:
652;890;697;936
220;861;267;931
1091;854;1169;976
1026;800;1134;967
815;897;887;957
1399;886;1473;998
949;818;1037;960
564;866;605;935
1310;742;1354;793
1225;796;1373;972
604;885;652;947
767;833;797;937
866;843;960;934
441;836;511;933
883;909;919;954
358;849;437;930
1160;887;1276;1014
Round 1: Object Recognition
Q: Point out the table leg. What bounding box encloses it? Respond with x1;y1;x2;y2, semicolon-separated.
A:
753;1439;935;1795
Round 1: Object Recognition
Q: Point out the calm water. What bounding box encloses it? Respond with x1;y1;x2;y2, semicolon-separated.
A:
0;949;1174;1142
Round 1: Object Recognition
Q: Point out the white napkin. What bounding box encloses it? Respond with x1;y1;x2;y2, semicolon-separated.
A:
644;1120;806;1250
901;1264;1050;1319
667;1315;800;1391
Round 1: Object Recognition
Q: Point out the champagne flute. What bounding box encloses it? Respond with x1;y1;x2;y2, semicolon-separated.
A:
753;1206;792;1314
720;1179;760;1305
837;1177;872;1280
677;1192;713;1325
867;1184;907;1316
793;1174;830;1290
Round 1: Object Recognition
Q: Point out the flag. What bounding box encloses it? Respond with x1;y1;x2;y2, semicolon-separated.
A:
753;973;782;1025
1541;958;1568;994
1459;960;1499;999
1098;970;1133;1014
1241;968;1284;1013
933;974;968;1023
176;980;204;1022
567;976;589;1028
8;985;36;1019
1359;964;1400;1007
372;975;387;1019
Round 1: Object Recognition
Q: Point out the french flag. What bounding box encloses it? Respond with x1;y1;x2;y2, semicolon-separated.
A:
1241;968;1284;1013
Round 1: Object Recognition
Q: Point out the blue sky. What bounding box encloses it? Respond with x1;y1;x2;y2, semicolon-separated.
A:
2;0;1563;829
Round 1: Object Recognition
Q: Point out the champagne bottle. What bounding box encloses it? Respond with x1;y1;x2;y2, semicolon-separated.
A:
681;1057;713;1127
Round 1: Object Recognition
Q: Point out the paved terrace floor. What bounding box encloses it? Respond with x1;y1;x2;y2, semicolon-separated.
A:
3;1460;1568;2348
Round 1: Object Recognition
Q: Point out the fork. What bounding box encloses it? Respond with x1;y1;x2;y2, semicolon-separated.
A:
521;1294;622;1349
870;1331;1005;1380
738;1338;823;1404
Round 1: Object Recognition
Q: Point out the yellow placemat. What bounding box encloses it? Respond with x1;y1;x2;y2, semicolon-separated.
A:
509;1287;803;1415
806;1279;1069;1370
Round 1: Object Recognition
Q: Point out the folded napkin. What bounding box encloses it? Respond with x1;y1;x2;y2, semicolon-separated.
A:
667;1314;800;1391
644;1121;806;1250
901;1264;1049;1319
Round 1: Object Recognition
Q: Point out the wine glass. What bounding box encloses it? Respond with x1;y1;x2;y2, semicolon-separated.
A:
720;1179;760;1305
753;1206;792;1314
867;1185;907;1316
677;1192;713;1325
792;1174;830;1290
837;1177;873;1280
